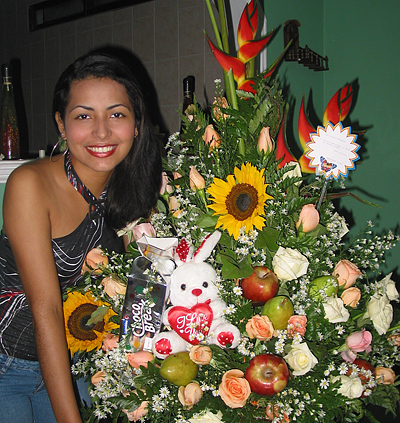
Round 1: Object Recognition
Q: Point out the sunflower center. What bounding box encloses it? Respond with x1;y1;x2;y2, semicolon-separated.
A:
225;183;259;221
67;303;105;341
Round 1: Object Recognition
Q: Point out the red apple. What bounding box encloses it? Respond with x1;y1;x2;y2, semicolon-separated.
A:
244;353;289;396
346;358;375;397
241;267;279;305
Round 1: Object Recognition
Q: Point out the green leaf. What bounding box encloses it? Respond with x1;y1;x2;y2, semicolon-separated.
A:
86;305;109;326
255;227;280;253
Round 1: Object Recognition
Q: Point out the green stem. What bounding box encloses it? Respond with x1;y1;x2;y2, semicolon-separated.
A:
217;0;230;54
205;0;223;49
246;59;255;79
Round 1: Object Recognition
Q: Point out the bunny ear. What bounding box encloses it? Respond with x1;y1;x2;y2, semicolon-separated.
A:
194;231;221;263
175;238;194;266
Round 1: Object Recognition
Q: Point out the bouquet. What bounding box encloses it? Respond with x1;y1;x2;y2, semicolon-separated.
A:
64;1;400;422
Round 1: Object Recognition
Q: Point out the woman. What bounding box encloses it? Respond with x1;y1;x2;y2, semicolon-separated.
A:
0;52;162;422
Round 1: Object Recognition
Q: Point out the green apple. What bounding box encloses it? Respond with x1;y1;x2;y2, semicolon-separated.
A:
159;351;198;386
308;275;338;300
261;296;294;330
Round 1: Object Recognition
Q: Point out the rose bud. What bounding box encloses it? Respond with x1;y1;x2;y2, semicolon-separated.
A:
375;366;396;385
202;124;221;149
333;259;362;289
81;247;108;274
102;333;119;352
189;166;205;191
178;382;203;410
296;204;320;233
131;222;156;241
101;275;127;298
341;287;361;308
126;351;154;369
91;370;106;385
189;345;212;365
212;96;229;121
257;127;274;155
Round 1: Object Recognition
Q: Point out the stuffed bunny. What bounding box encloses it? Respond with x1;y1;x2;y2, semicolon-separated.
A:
152;231;241;359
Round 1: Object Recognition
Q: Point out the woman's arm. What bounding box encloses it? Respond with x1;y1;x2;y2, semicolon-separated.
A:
3;165;83;423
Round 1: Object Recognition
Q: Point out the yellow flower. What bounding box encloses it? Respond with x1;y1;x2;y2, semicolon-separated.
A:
207;163;271;239
63;291;119;355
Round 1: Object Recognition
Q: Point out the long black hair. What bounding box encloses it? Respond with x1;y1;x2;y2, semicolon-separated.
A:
52;51;162;231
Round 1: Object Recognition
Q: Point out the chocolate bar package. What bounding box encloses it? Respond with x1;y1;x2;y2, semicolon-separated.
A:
119;256;168;352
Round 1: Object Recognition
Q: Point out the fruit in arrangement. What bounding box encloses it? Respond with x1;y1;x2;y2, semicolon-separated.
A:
346;358;375;397
261;295;294;330
241;266;279;305
308;275;338;300
244;353;289;396
159;351;198;386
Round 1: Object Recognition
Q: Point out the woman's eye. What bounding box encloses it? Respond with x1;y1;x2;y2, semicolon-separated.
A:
76;114;90;120
111;112;124;118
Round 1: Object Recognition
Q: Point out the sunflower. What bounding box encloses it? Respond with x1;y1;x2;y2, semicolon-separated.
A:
63;290;119;355
207;162;272;240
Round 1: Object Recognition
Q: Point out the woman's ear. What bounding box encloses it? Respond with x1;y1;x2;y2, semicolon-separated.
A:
55;112;65;137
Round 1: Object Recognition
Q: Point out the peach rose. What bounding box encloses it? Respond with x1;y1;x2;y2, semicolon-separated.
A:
189;345;212;365
212;96;229;121
219;369;251;408
81;247;108;274
202;124;221;149
296;204;320;233
160;171;173;195
287;315;307;338
91;370;106;385
178;382;203;410
102;333;119;352
341;287;361;308
189;166;205;190
266;404;290;422
258;127;274;155
346;330;372;353
333;259;361;289
375;366;396;385
388;334;400;346
101;275;127;297
126;351;154;369
169;196;183;218
246;315;275;341
123;401;148;422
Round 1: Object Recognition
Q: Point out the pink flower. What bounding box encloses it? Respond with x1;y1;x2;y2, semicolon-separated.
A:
346;330;372;353
202;124;221;149
178;382;203;410
123;401;148;422
341;287;361;308
341;349;357;363
81;247;108;274
333;259;361;289
131;222;156;241
159;172;173;195
101;275;127;297
296;204;320;233
287;315;307;338
102;333;119;352
258;127;274;154
126;351;154;369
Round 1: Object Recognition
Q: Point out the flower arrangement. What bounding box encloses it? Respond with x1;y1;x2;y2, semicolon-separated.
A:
65;1;400;422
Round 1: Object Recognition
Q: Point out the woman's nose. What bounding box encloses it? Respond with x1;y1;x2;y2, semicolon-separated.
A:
93;118;111;139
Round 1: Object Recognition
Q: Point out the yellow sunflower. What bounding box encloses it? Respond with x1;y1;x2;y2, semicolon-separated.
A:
207;162;272;239
63;291;119;355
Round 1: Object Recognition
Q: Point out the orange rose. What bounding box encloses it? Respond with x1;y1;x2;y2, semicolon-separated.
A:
189;345;212;365
178;382;203;410
101;275;127;298
169;196;183;218
102;333;119;352
189;166;205;191
296;204;320;233
123;401;148;422
246;315;275;341
375;366;396;385
219;369;251;408
212;96;229;121
81;247;108;274
258;127;274;155
126;351;154;369
333;259;362;289
91;370;106;385
341;287;361;308
287;315;307;338
202;124;221;149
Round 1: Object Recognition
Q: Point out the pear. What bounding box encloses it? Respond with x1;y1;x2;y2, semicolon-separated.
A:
308;275;338;300
159;351;198;386
261;296;294;330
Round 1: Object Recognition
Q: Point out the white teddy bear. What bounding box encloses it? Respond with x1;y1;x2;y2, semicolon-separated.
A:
152;231;241;359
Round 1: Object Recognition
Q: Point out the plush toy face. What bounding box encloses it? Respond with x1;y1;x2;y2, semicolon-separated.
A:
169;262;219;307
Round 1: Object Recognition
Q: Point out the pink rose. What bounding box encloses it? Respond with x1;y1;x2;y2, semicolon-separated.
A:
160;171;173;195
81;247;108;274
101;275;127;297
131;222;156;241
296;204;320;233
346;330;372;353
333;259;361;289
375;366;396;385
258;127;274;155
126;351;154;369
91;370;106;385
287;315;307;338
341;287;361;308
189;345;212;365
124;401;148;422
178;382;203;410
102;333;119;352
246;315;275;341
189;166;205;190
202;124;221;149
341;349;357;363
219;369;251;408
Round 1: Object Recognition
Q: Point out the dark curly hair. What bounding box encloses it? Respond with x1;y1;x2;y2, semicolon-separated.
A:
52;51;162;231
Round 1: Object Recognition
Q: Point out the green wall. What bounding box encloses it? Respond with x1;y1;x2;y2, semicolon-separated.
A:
264;0;400;279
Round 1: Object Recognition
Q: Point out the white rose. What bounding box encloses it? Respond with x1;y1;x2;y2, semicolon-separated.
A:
189;411;223;422
282;161;302;186
364;294;393;335
380;273;399;302
333;375;363;399
322;296;350;323
284;342;318;376
272;246;309;282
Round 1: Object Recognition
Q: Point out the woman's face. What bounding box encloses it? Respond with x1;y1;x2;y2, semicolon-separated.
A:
56;77;136;176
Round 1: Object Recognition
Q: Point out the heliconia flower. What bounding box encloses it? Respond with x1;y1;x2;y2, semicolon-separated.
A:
322;83;353;126
237;31;275;63
237;0;258;47
276;105;297;168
